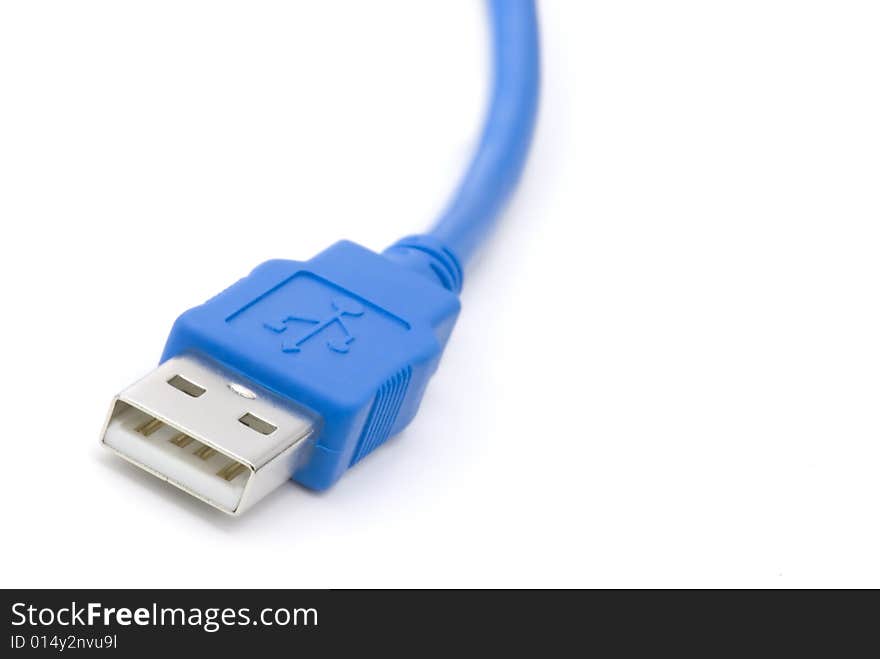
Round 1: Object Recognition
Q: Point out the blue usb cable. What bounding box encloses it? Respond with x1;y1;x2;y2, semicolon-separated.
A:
100;0;540;515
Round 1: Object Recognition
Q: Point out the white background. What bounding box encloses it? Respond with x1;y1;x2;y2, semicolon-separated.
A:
2;1;879;588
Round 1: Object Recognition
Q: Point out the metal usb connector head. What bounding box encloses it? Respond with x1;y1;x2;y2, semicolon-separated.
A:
100;354;316;515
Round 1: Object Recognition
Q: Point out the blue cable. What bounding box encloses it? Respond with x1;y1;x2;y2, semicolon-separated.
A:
430;0;540;265
101;1;543;514
385;0;540;292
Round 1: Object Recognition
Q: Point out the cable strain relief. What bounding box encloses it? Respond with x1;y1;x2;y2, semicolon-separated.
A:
382;235;464;294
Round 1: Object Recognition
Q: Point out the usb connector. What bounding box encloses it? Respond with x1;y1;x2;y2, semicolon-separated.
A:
101;354;316;514
100;240;460;515
98;0;539;516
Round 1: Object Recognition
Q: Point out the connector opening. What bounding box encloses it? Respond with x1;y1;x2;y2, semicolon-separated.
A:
103;400;252;513
100;354;317;515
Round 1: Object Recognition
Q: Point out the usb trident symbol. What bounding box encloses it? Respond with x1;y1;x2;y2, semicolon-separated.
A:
263;298;365;354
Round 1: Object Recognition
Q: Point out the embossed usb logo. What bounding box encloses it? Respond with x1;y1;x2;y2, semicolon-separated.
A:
263;298;365;354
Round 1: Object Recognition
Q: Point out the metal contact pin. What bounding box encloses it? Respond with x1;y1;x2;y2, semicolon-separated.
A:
217;462;247;482
193;445;218;460
169;432;193;448
135;417;164;436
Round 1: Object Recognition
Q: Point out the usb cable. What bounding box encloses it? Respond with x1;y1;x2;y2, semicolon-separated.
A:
101;0;540;514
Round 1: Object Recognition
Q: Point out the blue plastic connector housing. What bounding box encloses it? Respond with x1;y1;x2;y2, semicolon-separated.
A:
160;240;460;490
